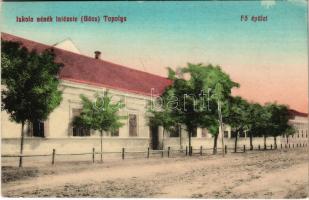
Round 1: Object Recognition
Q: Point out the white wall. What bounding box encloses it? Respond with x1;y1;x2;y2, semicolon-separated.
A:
2;80;153;154
2;80;308;154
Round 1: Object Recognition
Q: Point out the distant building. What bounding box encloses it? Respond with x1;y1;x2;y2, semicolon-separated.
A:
286;110;308;143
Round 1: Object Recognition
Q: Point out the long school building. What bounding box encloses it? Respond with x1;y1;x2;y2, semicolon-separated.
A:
1;33;308;154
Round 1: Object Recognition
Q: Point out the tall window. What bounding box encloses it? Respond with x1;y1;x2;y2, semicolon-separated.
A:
301;130;303;138
191;127;197;137
72;108;90;137
224;131;229;138
231;131;237;138
32;120;45;137
170;125;180;137
129;114;137;136
201;128;208;137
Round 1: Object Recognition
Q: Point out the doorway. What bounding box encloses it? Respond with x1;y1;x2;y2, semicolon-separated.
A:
149;126;159;150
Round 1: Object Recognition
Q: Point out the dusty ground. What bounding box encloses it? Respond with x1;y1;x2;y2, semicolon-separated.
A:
1;148;308;198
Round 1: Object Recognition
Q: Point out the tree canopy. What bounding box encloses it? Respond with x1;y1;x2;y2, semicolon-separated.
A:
1;41;63;124
153;63;295;153
73;91;126;134
1;40;63;167
157;63;239;154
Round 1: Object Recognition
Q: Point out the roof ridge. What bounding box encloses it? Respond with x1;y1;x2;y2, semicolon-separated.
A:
1;32;170;81
289;109;308;117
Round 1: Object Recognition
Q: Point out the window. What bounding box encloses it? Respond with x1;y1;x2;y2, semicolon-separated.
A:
170;125;180;137
73;126;90;136
111;129;119;137
192;128;197;137
231;131;237;138
72;108;90;137
129;114;138;136
202;128;208;137
224;131;229;138
32;120;45;137
239;131;246;137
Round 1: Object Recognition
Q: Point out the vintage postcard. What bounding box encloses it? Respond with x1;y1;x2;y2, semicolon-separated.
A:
0;0;308;198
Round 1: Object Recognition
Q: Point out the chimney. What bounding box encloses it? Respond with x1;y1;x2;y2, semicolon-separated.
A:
94;51;101;59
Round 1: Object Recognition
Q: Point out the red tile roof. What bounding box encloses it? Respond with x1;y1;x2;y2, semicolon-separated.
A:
289;109;308;118
1;32;172;96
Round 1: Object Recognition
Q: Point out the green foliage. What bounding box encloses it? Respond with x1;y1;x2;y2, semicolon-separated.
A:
225;96;250;133
161;63;293;142
284;125;296;138
73;91;126;134
160;63;239;147
245;102;294;138
264;103;294;137
1;40;63;123
147;107;176;133
206;120;219;136
246;103;270;137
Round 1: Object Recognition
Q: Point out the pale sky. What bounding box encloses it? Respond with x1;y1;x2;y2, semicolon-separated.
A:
1;1;308;112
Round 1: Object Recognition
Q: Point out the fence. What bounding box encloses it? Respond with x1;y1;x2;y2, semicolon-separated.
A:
2;142;307;167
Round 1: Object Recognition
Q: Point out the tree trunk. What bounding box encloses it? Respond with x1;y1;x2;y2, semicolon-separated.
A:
188;130;192;156
264;135;267;150
100;130;103;162
162;128;165;150
179;125;183;150
217;99;225;157
249;132;253;150
274;136;277;149
213;134;218;154
19;121;25;167
234;131;238;153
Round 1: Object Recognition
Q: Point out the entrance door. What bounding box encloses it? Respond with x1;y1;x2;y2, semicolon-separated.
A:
149;126;159;150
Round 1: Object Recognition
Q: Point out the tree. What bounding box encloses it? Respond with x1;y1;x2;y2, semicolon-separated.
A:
198;65;239;155
73;91;126;162
206;119;220;154
265;103;294;148
225;96;250;152
163;63;238;155
247;104;272;149
1;41;63;167
246;103;265;150
147;103;177;150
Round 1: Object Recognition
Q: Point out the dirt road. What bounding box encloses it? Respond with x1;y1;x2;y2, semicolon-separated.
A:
1;148;308;198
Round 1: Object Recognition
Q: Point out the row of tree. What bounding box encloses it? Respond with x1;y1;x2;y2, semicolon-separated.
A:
147;63;295;155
